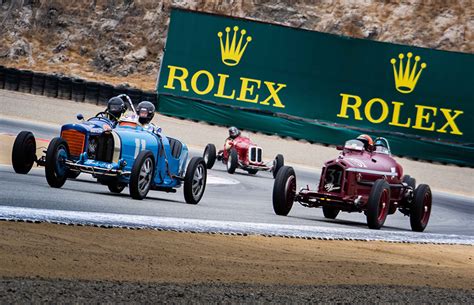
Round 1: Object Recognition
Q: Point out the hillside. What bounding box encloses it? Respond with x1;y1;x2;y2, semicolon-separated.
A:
0;0;472;90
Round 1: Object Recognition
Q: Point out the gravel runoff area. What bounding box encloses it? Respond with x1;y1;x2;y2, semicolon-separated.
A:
0;221;472;303
0;278;472;303
1;90;473;196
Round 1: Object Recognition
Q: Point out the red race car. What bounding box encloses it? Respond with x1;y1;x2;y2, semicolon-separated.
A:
272;135;432;231
203;127;284;178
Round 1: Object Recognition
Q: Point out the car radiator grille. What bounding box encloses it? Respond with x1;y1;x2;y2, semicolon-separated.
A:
249;147;262;163
61;129;85;157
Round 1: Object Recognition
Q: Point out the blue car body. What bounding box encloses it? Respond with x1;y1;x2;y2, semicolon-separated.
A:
60;115;188;189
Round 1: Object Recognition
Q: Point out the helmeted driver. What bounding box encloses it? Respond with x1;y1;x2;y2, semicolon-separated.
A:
106;96;127;123
225;126;241;151
136;101;161;134
356;134;374;151
136;101;155;125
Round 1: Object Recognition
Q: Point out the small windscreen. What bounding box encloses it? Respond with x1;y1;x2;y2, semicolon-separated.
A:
344;139;364;151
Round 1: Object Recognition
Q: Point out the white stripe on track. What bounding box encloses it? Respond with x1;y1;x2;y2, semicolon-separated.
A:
0;206;472;245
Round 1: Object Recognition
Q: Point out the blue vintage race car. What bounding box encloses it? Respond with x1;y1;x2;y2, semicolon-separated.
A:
12;95;207;204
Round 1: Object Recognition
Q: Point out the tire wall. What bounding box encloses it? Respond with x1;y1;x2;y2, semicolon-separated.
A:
0;65;158;107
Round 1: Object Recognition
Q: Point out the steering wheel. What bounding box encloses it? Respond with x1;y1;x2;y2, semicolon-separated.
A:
93;111;118;123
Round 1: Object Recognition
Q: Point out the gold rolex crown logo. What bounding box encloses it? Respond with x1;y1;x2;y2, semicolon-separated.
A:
390;52;427;94
218;26;252;66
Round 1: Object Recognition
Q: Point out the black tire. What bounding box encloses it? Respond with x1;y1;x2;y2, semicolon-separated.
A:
272;166;296;216
184;157;207;204
272;154;284;179
246;168;258;175
108;182;127;194
226;148;238;174
366;179;390;229
129;150;155;200
203;144;216;169
45;137;69;188
12;131;36;174
402;175;416;189
410;184;432;232
322;206;340;219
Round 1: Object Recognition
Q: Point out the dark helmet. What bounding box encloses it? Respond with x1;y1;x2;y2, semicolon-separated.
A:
356;134;374;151
107;97;126;119
228;126;240;139
137;101;155;125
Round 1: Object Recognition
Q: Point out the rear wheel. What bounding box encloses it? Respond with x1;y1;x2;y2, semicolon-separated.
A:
108;182;126;194
410;184;432;232
184;157;207;204
12;131;36;174
226;148;238;174
322;206;340;219
45;137;69;188
272;166;296;216
366;179;390;229
129;150;155;200
203;144;216;169
272;154;284;179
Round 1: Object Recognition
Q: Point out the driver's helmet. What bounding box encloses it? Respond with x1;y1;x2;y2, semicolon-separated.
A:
136;101;155;125
356;134;374;151
228;126;241;139
107;97;126;120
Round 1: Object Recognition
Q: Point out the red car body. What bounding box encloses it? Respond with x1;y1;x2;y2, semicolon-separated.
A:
273;138;432;231
204;135;284;178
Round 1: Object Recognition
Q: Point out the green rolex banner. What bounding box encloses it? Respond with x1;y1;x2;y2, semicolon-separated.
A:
157;8;474;166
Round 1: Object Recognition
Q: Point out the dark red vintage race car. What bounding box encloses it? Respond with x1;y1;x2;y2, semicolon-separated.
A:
203;135;284;178
272;137;432;231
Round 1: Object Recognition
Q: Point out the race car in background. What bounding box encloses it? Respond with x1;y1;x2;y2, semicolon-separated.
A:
203;132;284;178
11;95;207;204
272;137;432;231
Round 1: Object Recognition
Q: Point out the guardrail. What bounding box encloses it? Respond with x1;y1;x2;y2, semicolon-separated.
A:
0;65;157;106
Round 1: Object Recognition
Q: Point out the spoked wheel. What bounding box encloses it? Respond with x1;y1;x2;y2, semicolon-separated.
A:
366;179;390;229
272;154;284;179
45;137;70;188
203;144;216;169
12;131;36;174
410;184;432;232
272;166;296;216
226;148;238;174
129;150;155;200
184;157;207;204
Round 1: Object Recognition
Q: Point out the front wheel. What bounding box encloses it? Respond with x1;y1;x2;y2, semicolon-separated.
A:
366;179;390;229
203;144;216;169
45;137;69;188
272;154;284;179
12;131;36;174
410;184;432;232
184;157;207;204
272;166;296;216
129;150;155;200
226;148;238;174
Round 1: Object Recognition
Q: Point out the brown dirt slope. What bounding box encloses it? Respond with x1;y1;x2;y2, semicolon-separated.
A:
0;0;472;90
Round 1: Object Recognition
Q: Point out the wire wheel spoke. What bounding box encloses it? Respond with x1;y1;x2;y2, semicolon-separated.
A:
191;164;205;198
138;158;152;192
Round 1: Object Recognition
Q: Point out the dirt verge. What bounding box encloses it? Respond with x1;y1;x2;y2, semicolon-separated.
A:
0;221;472;290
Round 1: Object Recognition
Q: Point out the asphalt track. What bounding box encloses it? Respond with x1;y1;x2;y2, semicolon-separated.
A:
0;118;473;241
